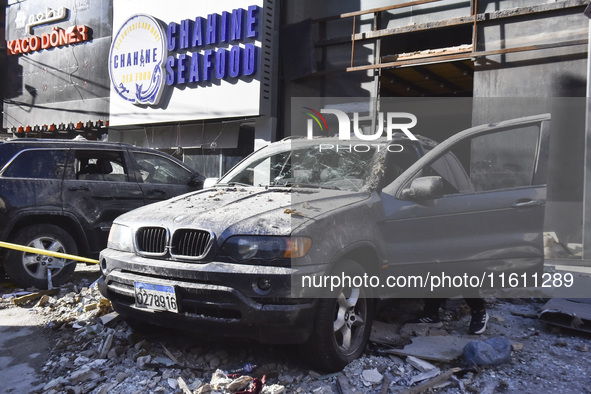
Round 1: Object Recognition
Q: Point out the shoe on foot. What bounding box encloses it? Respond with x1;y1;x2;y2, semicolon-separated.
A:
469;310;489;334
407;314;442;326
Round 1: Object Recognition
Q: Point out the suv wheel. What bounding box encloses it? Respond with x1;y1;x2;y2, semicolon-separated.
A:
306;259;374;372
4;225;78;289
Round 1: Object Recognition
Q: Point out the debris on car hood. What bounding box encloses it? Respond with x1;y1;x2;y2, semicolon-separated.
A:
116;186;370;236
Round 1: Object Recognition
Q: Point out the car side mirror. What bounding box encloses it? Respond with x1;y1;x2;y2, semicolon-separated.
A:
401;176;445;200
188;175;205;188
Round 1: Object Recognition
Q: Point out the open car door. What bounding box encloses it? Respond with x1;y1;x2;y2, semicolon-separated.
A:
380;114;551;297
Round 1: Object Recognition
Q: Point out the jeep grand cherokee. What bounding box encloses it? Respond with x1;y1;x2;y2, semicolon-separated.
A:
0;139;204;288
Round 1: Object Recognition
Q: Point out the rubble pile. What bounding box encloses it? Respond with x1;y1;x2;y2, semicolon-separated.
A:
2;275;591;393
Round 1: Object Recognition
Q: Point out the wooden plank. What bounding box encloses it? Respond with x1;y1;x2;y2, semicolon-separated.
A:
347;39;588;72
13;289;59;306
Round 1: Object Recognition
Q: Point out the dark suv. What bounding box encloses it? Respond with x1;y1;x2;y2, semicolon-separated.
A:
0;138;204;289
99;115;550;371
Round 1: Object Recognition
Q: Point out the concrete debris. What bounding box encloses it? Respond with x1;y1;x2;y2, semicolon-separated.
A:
408;368;441;385
167;377;178;389
262;384;286;393
69;365;99;383
36;294;51;307
406;355;437;373
2;271;591;393
177;376;192;394
226;375;253;391
83;302;98;312
361;368;383;384
136;355;151;369
98;332;114;359
43;377;71;391
400;323;432;337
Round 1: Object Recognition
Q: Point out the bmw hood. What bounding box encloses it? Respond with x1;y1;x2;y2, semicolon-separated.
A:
115;186;370;237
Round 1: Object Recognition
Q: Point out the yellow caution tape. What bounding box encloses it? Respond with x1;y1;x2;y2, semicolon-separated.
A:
0;240;100;264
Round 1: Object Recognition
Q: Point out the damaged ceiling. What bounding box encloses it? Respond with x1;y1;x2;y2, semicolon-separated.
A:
381;59;474;97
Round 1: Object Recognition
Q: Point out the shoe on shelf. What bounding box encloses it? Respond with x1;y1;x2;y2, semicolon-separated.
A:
469;310;489;334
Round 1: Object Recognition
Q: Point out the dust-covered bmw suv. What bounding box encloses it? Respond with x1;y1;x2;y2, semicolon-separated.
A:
99;115;550;371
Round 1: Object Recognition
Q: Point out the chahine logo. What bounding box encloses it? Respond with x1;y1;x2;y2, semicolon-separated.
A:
304;108;418;152
109;14;167;105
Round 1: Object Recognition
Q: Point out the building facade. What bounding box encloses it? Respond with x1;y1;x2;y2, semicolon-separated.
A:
3;0;589;251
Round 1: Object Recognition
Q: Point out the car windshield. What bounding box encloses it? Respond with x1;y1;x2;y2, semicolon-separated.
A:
218;142;382;192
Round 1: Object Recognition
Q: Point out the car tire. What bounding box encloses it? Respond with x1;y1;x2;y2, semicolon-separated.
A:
4;224;78;289
305;259;375;372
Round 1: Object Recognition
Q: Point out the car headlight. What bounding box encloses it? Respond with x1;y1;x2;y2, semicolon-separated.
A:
107;223;134;252
218;236;312;263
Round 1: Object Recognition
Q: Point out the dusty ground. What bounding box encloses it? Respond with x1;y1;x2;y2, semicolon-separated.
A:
1;264;591;394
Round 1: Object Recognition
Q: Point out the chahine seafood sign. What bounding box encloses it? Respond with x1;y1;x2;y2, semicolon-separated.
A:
109;5;260;106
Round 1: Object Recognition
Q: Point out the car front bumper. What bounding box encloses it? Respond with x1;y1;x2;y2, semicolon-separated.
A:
98;249;320;344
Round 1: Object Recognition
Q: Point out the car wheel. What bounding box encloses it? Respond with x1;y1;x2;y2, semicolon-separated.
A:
4;224;78;289
305;259;374;372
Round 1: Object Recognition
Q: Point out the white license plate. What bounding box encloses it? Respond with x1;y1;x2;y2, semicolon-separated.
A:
134;281;178;313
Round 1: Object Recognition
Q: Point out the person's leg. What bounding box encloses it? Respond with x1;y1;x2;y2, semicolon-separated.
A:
465;298;488;334
424;298;444;316
408;298;444;324
465;297;484;311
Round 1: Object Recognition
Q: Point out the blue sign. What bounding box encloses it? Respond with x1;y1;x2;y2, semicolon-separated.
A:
164;5;259;87
109;5;260;106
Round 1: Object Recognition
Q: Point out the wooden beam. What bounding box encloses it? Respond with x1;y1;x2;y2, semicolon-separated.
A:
382;46;472;63
347;39;588;72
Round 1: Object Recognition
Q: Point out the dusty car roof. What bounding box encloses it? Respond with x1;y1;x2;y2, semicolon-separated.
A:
0;138;192;171
2;138;134;148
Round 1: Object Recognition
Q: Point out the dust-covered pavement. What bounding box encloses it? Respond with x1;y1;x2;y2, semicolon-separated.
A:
0;304;51;392
1;264;591;393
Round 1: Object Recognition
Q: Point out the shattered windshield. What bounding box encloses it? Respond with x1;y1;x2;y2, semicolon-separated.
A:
219;144;381;192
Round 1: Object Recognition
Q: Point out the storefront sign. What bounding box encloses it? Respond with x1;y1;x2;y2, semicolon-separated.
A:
109;5;259;106
25;7;68;34
164;5;258;87
7;25;90;55
109;0;263;126
109;14;167;105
